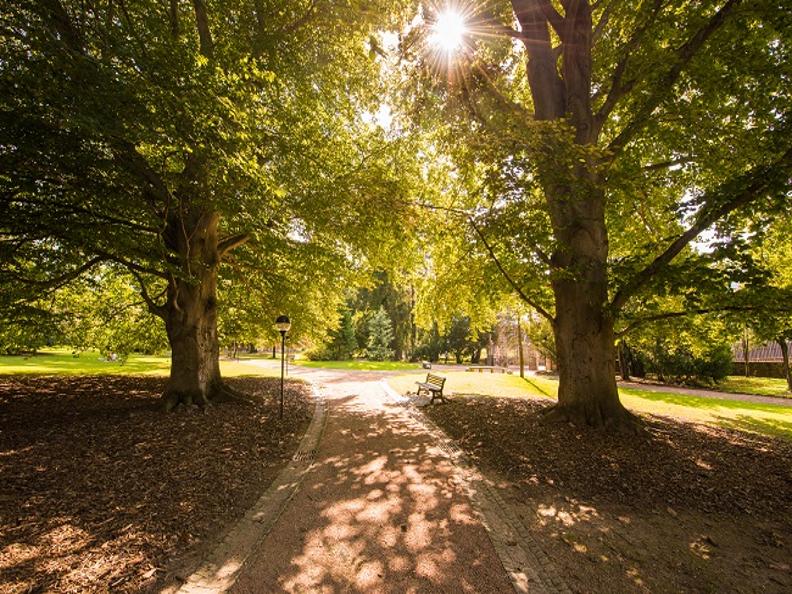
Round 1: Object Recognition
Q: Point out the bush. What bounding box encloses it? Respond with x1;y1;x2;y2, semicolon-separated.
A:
637;341;733;386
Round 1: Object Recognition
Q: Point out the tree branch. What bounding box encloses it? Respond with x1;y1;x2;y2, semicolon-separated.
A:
642;157;694;171
468;218;555;322
606;0;741;155
593;0;664;127
169;0;180;37
129;269;167;318
610;145;792;312
282;0;320;34
592;0;615;43
6;256;106;294
191;0;213;57
617;304;789;336
218;232;251;259
537;0;566;40
96;251;170;279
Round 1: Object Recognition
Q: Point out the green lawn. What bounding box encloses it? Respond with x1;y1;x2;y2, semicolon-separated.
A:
716;375;791;398
387;371;792;440
0;348;276;377
297;359;421;371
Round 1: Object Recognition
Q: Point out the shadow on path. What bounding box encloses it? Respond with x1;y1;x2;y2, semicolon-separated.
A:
231;379;513;593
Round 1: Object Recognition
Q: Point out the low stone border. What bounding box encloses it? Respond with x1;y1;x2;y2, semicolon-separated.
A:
167;385;328;594
380;380;571;594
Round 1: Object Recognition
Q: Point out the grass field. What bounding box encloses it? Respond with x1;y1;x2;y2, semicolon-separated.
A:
0;348;277;377
297;359;421;371
387;371;792;439
717;375;791;398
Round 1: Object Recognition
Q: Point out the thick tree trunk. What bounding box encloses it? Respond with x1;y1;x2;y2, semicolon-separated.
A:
161;210;225;411
544;278;635;429
540;183;638;430
779;339;792;393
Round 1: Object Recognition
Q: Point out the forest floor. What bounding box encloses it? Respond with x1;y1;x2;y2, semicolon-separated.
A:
423;395;792;593
0;375;312;594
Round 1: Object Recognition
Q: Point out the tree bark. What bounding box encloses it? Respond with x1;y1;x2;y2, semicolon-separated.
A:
542;233;636;429
517;316;525;378
161;209;225;411
619;340;631;381
779;339;792;393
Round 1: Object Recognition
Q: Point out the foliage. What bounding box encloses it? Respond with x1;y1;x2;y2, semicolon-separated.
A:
393;0;792;421
0;0;421;393
522;314;556;361
366;307;394;361
0;304;60;354
306;308;358;361
629;318;735;385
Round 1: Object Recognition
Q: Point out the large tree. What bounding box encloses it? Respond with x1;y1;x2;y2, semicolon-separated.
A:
404;0;792;428
1;0;414;408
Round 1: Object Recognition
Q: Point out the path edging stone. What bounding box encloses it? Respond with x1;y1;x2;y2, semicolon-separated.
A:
169;384;327;594
380;380;572;594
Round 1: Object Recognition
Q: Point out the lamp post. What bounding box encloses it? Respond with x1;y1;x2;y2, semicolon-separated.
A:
275;315;291;419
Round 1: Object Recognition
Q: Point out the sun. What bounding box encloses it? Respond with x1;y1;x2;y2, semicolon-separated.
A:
429;9;468;53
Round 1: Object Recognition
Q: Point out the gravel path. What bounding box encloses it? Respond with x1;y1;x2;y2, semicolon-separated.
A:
617;380;791;406
230;365;519;593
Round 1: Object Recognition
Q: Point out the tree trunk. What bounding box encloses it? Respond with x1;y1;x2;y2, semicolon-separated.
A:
540;182;637;430
510;1;639;429
471;347;481;364
619;340;631;381
161;210;225;411
517;316;525;378
742;329;750;377
544;278;635;428
779;339;792;393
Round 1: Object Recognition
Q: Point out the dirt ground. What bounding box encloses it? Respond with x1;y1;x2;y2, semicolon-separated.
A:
425;396;792;594
0;375;312;593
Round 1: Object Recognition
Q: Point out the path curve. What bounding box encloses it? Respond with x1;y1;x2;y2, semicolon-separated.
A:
617;380;791;406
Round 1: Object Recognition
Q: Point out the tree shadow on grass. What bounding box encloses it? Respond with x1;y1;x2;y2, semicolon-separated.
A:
715;413;792;440
619;386;792;414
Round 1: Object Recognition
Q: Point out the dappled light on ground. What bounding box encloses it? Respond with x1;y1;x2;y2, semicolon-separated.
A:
387;371;792;439
0;376;311;593
231;379;512;593
426;396;792;592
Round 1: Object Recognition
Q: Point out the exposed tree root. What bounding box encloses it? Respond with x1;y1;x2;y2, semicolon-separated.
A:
538;402;644;435
161;381;253;412
211;381;256;405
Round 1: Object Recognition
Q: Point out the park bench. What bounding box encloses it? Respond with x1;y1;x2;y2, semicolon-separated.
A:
416;373;448;404
466;365;512;374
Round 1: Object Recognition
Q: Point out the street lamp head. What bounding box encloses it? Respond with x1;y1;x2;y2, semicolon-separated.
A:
275;314;291;334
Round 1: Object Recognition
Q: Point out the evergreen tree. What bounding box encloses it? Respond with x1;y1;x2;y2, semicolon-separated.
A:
366;307;394;361
328;310;358;360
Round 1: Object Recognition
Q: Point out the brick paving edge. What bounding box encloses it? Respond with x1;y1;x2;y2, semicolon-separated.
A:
380;380;573;594
167;384;328;594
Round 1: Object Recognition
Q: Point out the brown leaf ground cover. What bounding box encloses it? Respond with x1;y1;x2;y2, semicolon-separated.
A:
0;375;312;593
425;396;792;593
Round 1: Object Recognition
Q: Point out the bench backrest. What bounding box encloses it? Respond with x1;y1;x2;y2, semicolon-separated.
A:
426;373;446;388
